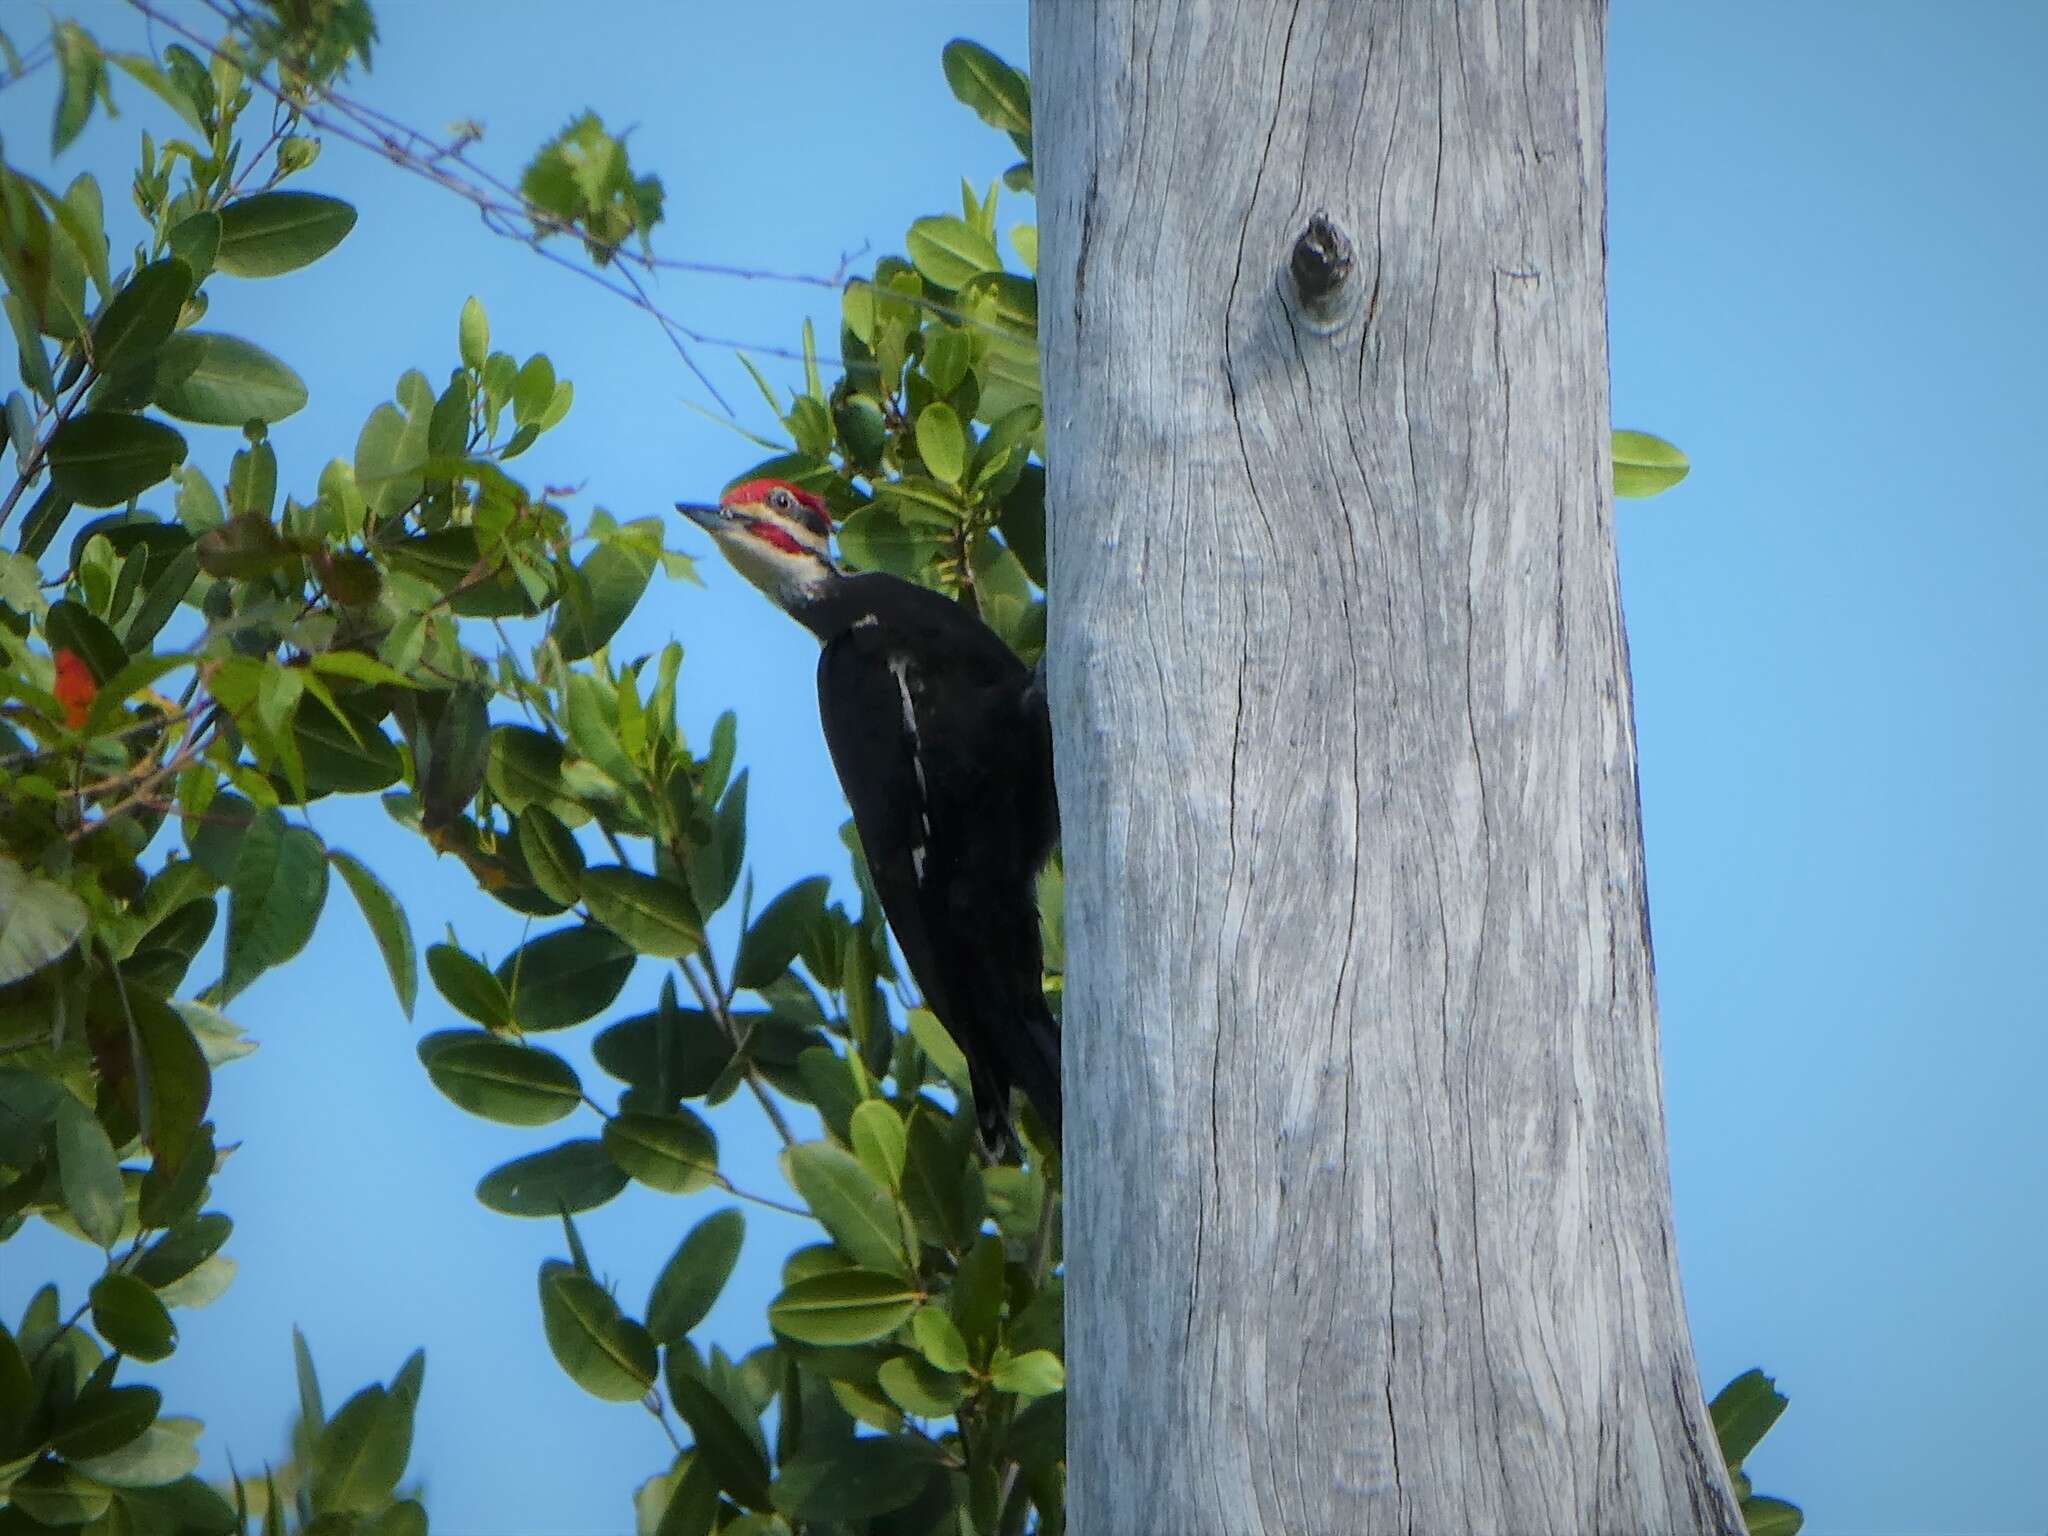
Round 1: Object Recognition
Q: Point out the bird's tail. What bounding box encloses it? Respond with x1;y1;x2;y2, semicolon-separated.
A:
1002;992;1062;1149
961;964;1062;1160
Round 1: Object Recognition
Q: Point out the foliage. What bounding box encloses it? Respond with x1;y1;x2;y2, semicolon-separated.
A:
0;10;1727;1536
1;13;1062;1533
1711;1370;1804;1536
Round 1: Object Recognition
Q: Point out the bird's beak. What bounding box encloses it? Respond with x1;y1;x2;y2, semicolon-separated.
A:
674;501;732;533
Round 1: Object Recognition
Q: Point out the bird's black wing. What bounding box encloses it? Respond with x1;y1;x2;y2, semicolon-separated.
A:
815;617;1058;1148
814;623;970;1033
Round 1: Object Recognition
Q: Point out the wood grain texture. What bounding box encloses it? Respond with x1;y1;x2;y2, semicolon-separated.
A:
1031;3;1744;1531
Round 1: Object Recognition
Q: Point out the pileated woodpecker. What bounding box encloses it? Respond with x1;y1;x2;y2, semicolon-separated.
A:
676;478;1060;1153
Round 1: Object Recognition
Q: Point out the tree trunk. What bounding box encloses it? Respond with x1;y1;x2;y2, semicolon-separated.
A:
1032;4;1742;1532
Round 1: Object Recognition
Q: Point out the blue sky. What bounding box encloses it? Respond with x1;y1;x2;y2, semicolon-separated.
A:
5;3;2044;1532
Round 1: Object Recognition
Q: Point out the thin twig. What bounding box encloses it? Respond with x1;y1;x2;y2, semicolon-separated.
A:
645;1395;683;1454
0;38;57;93
122;0;852;407
679;956;798;1149
0;369;96;532
713;1173;808;1220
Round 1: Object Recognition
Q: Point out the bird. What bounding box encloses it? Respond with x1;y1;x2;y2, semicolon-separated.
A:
676;477;1061;1156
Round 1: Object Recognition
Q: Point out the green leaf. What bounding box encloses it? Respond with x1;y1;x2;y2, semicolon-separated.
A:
905;1008;971;1100
538;1258;657;1401
1613;429;1690;498
55;1096;124;1248
294;1323;326;1430
769;1269;919;1347
603;1108;718;1194
686;768;747;918
668;1372;772;1510
1741;1495;1805;1536
999;462;1046;585
114;983;212;1183
770;1434;945;1522
835;506;939;580
70;1420;202;1490
125;541;201;649
648;1207;745;1344
131;1211;232;1288
550;537;656;662
513;354;556;425
782;1141;909;1275
1011;222;1038;273
922;326;974;396
52;1382;161;1460
911;1306;969;1373
213;191;357;278
89;258;193;375
364;1501;430;1536
47;595;129;682
951;1232;1005;1367
991;1348;1064;1398
733;876;829;991
137;1117;214;1231
316;685;401;782
153;1252;235;1309
354;401;422;523
9;1459;113;1523
310;1385;409;1514
328;850;417;1017
425;944;511;1027
876;1354;966;1418
899;1103;980;1251
107;51;210;138
0;1323;32;1448
582;867;702;959
643;1458;719;1536
592;998;733;1101
458;296;489;371
1008;1389;1065;1472
425;1036;581;1125
905;215;1001;290
50;22;103;153
477;1138;628;1216
497;925;635;1032
914;402;967;488
0;855;89;983
391;1347;427;1408
165;211;221;278
1711;1369;1789;1470
941;40;1032;136
485;724;565;812
216;813;327;1003
46;411;186;506
516;807;584;907
151;331;308;425
849;1101;907;1191
194;509;288;580
307;651;411;684
90;1272;178;1361
520;111;666;260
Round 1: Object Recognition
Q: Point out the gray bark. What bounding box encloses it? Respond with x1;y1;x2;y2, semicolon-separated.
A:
1032;3;1742;1532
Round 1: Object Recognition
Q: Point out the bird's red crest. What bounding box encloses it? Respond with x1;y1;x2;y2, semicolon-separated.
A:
726;478;827;517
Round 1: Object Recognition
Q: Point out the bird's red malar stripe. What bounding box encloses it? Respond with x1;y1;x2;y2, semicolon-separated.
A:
750;523;807;555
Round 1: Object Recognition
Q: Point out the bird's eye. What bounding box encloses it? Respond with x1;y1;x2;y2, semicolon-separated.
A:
771;489;792;511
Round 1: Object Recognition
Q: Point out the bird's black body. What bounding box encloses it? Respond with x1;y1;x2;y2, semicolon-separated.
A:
792;573;1061;1152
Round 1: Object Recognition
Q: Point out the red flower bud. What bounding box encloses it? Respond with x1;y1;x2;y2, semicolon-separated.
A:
53;648;98;729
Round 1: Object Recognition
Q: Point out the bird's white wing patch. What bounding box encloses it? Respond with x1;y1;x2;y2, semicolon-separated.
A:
887;653;934;883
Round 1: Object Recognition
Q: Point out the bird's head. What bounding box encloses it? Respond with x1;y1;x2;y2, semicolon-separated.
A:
675;478;838;609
